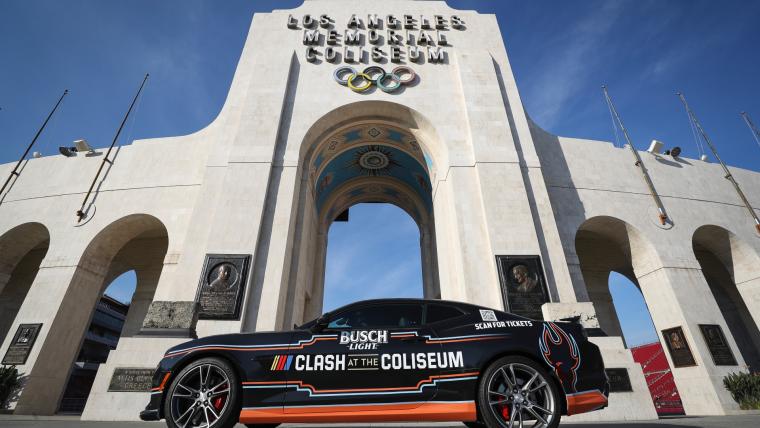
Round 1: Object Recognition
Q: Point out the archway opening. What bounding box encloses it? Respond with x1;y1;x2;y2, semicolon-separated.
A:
0;223;50;345
290;120;440;327
575;216;682;415
609;272;657;348
322;203;423;312
12;215;168;415
692;225;760;371
58;271;136;413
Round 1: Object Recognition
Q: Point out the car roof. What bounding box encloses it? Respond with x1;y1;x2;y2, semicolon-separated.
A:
331;298;484;313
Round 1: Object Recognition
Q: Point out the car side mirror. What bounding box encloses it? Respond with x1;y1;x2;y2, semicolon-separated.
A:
312;314;330;332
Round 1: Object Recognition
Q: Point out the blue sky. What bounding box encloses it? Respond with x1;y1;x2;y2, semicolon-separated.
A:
2;1;759;346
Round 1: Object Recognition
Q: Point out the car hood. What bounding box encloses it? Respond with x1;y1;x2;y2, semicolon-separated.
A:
165;331;296;356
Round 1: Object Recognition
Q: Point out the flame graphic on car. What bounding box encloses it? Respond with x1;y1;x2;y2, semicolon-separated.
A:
538;322;581;392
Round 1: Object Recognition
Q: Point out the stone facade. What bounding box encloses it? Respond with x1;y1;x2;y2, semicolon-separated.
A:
0;0;758;421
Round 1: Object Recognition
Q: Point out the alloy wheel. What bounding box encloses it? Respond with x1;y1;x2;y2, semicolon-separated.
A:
486;362;556;428
169;363;231;428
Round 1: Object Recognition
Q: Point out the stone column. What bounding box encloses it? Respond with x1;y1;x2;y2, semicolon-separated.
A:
736;276;760;331
9;260;107;415
637;265;745;415
419;227;439;299
120;267;162;338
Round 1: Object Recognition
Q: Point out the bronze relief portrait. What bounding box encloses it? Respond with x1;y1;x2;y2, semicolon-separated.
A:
662;326;696;367
496;256;549;320
195;254;251;320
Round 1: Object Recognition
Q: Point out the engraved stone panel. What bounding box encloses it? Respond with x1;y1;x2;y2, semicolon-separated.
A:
2;323;42;365
699;324;737;366
605;368;633;392
108;368;155;392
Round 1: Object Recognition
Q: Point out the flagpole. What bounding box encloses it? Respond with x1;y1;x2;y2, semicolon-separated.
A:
0;89;69;199
603;85;669;225
679;93;760;234
76;74;148;221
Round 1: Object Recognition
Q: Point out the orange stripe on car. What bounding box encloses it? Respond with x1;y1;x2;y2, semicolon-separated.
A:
150;372;171;392
239;401;477;423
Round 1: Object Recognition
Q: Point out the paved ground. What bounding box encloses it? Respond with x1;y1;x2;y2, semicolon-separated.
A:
0;415;759;428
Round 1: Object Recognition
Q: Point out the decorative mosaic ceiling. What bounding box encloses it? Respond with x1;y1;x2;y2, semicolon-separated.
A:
311;124;432;179
312;124;433;219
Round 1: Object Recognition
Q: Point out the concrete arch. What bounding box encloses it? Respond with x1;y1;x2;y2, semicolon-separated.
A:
574;215;663;339
259;102;447;331
14;214;169;415
692;225;760;370
0;222;50;346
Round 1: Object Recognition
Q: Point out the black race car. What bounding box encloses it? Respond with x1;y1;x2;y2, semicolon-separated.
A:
140;298;608;428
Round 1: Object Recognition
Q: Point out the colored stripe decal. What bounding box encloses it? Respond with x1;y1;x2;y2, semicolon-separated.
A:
243;372;479;396
285;355;293;370
165;332;507;357
239;401;477;424
164;335;339;357
150;372;171;392
271;356;279;370
277;355;287;371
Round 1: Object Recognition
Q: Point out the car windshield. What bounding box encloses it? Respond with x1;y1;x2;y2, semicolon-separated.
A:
327;304;422;329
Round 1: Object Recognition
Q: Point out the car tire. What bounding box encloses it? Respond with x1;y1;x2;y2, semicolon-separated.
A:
477;356;561;428
163;357;241;428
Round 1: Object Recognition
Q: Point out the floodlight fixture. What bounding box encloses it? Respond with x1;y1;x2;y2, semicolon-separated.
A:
647;140;664;155
74;139;95;154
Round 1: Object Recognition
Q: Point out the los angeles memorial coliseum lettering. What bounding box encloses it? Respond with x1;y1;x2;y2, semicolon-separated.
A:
287;13;465;64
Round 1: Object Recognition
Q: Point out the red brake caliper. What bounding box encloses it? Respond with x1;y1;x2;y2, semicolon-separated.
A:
501;404;510;420
212;382;227;410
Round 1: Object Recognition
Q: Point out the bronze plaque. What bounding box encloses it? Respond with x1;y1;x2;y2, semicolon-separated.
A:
2;323;42;365
195;254;251;320
605;368;632;392
699;324;737;366
662;326;697;368
108;367;155;392
496;256;549;320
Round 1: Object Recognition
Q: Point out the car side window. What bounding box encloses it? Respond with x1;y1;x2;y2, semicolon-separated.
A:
425;304;465;324
327;304;423;329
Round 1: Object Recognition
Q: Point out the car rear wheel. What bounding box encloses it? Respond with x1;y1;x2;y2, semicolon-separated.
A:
164;357;240;428
477;356;560;428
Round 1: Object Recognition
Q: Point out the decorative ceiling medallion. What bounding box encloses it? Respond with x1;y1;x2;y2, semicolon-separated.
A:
359;150;390;170
346;145;401;177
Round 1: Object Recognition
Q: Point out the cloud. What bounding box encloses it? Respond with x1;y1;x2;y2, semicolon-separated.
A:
525;2;627;128
322;204;424;310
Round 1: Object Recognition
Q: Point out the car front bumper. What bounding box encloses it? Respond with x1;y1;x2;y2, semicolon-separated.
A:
139;408;160;421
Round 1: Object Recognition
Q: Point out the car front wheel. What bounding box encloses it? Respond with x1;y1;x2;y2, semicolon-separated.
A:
164;357;241;428
477;356;561;428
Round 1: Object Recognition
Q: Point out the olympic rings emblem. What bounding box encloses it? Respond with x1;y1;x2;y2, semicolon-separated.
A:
333;66;417;93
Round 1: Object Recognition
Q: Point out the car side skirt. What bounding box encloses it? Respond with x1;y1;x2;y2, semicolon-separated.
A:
239;401;478;423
